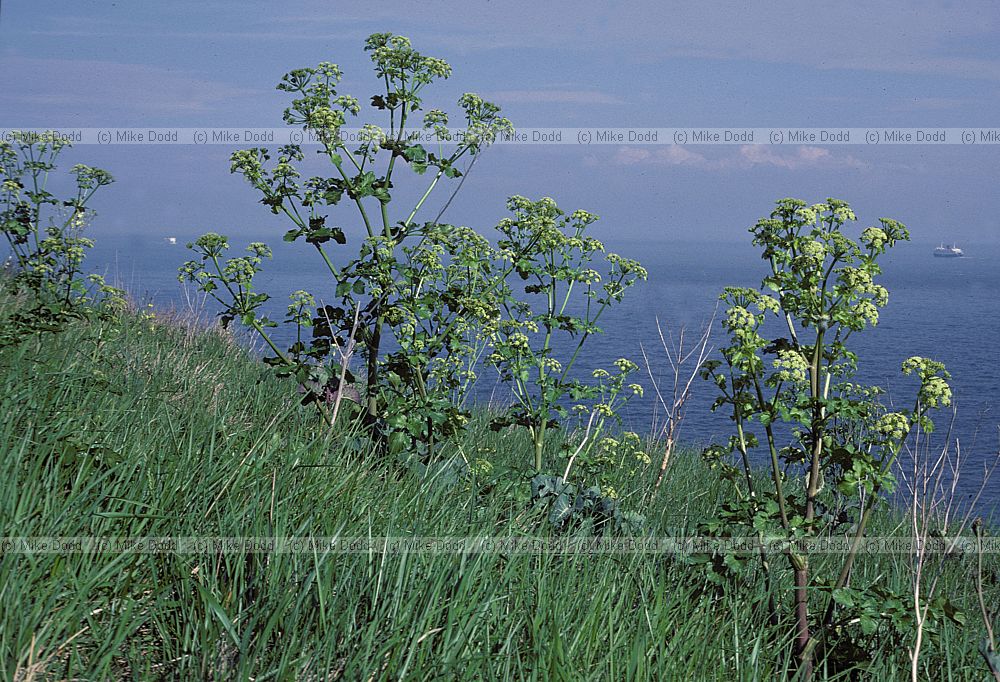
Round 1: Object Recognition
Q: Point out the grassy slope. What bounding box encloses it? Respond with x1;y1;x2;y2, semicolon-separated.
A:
0;297;996;680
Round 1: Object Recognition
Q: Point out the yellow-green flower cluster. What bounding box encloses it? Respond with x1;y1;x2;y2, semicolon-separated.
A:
287;290;316;324
248;242;271;259
507;331;530;352
772;349;810;383
421;56;452;79
138;302;157;322
413;242;445;273
230;149;265;179
902;356;952;408
599;436;619;451
831;204;857;224
470;458;493;477
852;300;879;326
876;412;910;440
919;376;952;408
606;253;648;280
594;403;615;417
358;124;386;145
456;295;497;324
795;205;819;225
614;358;638;374
902;356;945;379
315;62;343;81
839;267;889;306
860;227;888;249
505;194;547;213
540;357;562;374
334;95;360;116
72;164;113;190
798;239;826;262
69;209;89;230
725;305;757;332
223;257;258;285
423;109;448;126
193;232;229;255
306;106;346;132
424;110;451;140
623;431;649;462
365;236;396;261
271;158;299;180
570;208;598;225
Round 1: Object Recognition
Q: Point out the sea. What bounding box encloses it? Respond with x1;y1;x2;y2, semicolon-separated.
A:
86;235;1000;513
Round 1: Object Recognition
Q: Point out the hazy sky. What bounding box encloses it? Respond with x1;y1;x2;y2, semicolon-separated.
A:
3;0;1000;244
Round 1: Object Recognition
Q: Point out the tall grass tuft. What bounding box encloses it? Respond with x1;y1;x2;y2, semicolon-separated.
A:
1;289;996;680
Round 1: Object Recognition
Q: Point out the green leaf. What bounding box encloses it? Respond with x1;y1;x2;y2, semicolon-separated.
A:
832;588;856;608
197;585;242;651
859;614;877;635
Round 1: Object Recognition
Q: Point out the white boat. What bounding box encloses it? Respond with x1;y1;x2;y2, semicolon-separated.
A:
933;243;963;257
164;237;177;245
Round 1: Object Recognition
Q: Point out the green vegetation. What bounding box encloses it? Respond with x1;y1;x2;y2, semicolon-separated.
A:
0;132;124;347
0;283;996;680
487;196;646;477
180;33;521;465
3;32;999;682
179;34;648;491
699;199;962;675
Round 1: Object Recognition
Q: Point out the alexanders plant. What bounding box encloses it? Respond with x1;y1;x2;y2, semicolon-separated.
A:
0;132;124;345
699;198;959;676
182;34;514;458
487;196;647;474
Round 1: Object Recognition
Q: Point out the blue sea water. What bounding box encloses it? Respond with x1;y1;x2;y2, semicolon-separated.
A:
86;235;1000;512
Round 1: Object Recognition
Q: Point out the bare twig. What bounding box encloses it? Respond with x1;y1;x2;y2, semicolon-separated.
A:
641;310;715;489
563;409;598;482
972;519;1000;682
904;416;1000;681
320;301;362;427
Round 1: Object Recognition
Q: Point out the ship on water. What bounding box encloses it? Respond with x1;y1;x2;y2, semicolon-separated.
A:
933;243;964;258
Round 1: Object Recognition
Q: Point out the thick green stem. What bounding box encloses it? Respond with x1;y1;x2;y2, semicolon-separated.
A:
533;421;546;472
751;375;791;529
365;314;383;419
403;169;446;228
731;378;783;626
734;414;758;498
533;277;557;472
401;146;470;233
805;329;826;523
328;150;376;239
312;244;340;280
556;292;616;385
823;402;920;626
793;326;826;680
379;105;407;237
